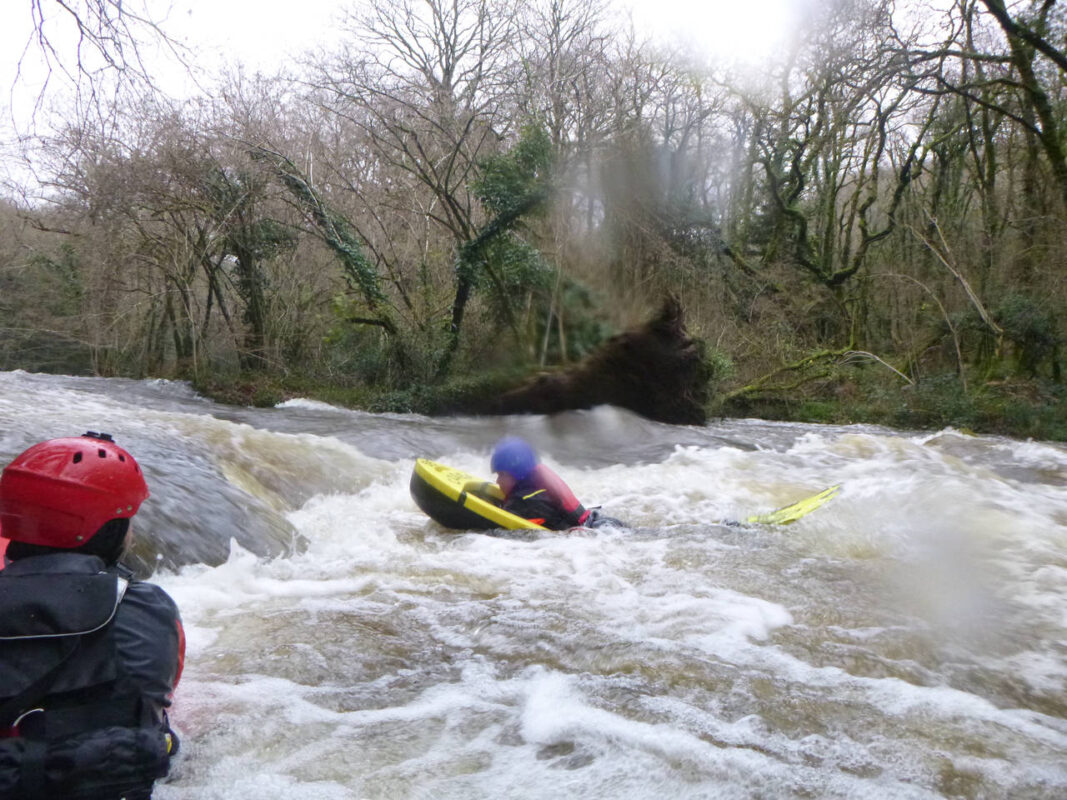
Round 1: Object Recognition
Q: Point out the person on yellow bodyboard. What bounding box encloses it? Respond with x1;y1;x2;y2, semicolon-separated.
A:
476;437;625;530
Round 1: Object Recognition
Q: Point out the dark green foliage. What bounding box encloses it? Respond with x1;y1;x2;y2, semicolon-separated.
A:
995;293;1060;378
29;244;85;316
895;374;974;428
252;149;391;320
795;400;838;423
200;167;299;370
954;293;1062;380
365;369;532;415
720;367;1067;441
191;371;371;409
472;236;551;295
441;125;556;374
0;243;90;374
705;347;735;385
322;304;420;384
226;217;297;328
475;237;552;324
0;330;92;375
892;376;1067;440
310;202;388;310
532;281;613;364
473;125;553;218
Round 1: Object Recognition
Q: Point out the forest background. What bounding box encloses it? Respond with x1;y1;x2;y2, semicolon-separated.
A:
1;0;1065;439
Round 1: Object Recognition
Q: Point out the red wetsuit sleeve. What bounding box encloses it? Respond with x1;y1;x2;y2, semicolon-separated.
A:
173;618;186;691
532;464;589;525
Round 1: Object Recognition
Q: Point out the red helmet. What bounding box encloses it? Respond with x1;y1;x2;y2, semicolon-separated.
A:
0;432;149;548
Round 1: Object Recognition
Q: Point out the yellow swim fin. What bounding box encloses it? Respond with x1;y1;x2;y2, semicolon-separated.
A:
744;485;841;525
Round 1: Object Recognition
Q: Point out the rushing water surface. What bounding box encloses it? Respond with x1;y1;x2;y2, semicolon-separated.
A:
2;369;1066;799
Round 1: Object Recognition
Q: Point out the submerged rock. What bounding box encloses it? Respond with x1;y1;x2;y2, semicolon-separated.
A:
460;296;711;425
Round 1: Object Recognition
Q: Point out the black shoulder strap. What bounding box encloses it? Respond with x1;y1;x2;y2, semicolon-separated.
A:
0;638;80;729
0;565;130;729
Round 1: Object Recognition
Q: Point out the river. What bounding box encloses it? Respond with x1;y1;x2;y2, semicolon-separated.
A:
2;369;1065;799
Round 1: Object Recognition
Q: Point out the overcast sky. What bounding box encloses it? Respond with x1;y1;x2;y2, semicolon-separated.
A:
1;0;800;171
157;0;799;72
3;0;799;93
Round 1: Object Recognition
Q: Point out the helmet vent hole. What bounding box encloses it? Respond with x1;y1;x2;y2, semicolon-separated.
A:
119;455;126;462
98;449;106;458
72;452;82;464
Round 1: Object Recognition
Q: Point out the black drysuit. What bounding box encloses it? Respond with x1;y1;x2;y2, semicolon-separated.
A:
0;552;183;799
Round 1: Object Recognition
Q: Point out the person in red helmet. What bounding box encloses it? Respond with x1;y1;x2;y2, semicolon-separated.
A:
0;432;184;800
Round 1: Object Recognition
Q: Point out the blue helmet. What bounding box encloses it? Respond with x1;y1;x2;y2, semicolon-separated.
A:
490;437;538;481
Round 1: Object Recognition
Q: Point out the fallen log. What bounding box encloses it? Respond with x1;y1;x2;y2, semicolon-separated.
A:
459;295;711;425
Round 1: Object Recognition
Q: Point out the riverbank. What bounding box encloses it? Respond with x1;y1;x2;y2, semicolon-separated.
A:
720;374;1067;441
191;368;1067;443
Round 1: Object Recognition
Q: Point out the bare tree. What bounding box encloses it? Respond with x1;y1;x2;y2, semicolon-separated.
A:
513;0;612;154
305;0;522;367
14;0;184;122
713;1;935;347
978;0;1067;207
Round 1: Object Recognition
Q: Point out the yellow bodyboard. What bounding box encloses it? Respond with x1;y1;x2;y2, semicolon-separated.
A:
412;459;547;530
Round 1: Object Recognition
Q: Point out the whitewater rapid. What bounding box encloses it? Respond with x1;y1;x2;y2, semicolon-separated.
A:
1;370;1065;798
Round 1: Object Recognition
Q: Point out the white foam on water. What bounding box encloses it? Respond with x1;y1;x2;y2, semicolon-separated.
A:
5;373;1067;798
275;398;346;412
153;446;1067;797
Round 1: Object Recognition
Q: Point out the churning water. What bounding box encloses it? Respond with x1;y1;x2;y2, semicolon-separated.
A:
2;370;1066;799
